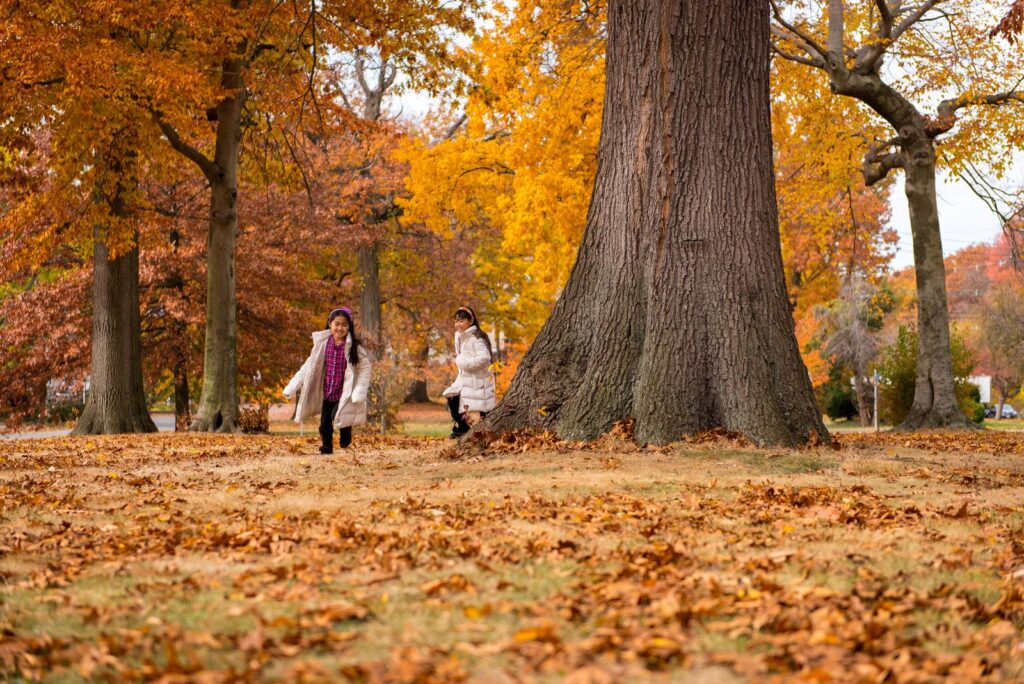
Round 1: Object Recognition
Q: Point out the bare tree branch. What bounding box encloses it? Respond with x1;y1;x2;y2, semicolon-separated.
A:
891;0;944;43
439;114;468;142
769;0;828;63
875;0;895;36
354;55;372;99
770;40;826;69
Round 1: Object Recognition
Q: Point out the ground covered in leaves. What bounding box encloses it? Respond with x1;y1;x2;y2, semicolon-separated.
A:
3;426;1024;682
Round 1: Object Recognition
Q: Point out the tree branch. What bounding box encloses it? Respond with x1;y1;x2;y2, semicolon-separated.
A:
770;40;826;69
439;114;468;143
863;143;903;186
875;0;895;35
768;0;828;64
891;0;944;43
828;0;846;56
152;114;218;181
931;87;1024;137
354;55;371;99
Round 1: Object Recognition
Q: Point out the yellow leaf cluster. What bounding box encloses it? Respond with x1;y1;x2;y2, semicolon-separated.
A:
399;0;605;341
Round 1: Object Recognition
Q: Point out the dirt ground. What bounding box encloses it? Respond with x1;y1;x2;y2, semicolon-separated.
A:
2;416;1024;682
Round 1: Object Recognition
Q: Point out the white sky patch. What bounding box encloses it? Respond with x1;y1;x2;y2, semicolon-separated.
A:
888;153;1024;269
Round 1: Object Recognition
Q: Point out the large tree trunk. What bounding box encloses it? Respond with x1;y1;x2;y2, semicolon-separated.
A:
896;134;971;430
484;0;828;446
73;227;157;435
190;57;244;433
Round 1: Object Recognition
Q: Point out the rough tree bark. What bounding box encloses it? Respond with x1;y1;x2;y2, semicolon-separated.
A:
157;53;245;432
73;225;157;435
484;0;828;446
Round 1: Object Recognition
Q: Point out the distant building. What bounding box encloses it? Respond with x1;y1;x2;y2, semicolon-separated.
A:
968;375;992;404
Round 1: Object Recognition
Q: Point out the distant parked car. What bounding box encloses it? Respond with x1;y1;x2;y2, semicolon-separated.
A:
985;404;1019;419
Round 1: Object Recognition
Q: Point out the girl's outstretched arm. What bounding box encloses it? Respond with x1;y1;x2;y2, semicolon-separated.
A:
283;356;311;397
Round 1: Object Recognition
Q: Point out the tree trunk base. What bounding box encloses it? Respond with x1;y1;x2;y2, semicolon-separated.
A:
895;407;979;431
404;380;429;404
72;401;157;435
188;405;239;433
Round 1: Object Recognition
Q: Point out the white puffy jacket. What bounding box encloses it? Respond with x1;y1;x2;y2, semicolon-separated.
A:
283;331;371;428
443;326;496;413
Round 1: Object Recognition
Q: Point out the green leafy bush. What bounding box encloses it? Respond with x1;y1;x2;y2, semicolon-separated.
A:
875;325;980;425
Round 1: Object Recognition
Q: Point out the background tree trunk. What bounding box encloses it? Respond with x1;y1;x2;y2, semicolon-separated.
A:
405;340;430;403
853;372;872;427
358;243;382;345
173;350;190;431
483;0;828;446
897;133;970;429
73;226;157;435
189;56;244;433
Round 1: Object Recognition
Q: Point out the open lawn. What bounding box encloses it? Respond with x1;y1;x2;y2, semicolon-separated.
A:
2;411;1024;682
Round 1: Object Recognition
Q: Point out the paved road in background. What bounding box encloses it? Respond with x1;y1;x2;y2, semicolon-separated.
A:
1;413;176;440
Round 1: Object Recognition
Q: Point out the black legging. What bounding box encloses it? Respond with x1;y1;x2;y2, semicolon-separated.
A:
448;395;486;435
320;399;353;452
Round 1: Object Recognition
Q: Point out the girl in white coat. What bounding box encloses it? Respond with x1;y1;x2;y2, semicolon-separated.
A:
283;307;371;453
442;306;496;438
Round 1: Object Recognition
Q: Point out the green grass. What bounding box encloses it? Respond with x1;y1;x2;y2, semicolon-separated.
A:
983;417;1024;430
402;421;453;437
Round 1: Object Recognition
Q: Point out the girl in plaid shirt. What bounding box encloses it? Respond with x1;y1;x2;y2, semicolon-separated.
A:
283;307;372;453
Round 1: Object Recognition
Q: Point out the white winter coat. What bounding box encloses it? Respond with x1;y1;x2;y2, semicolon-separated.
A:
442;326;496;413
283;331;371;428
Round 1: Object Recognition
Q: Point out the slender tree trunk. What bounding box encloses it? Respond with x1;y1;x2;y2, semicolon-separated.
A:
190;57;244;433
853;371;871;427
829;66;969;431
405;379;429;403
484;0;828;446
359;242;388;432
358;243;382;346
897;133;970;430
73;227;157;435
405;343;430;403
173;349;190;431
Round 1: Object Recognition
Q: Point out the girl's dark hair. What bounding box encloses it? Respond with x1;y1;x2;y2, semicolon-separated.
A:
326;308;361;365
454;306;493;362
